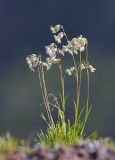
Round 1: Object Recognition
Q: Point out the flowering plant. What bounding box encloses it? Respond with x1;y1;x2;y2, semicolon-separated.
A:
26;24;96;147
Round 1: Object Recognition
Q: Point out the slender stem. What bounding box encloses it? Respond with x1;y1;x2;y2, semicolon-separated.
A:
58;63;65;127
38;65;51;124
71;53;82;124
86;42;90;109
71;54;79;124
76;52;82;124
79;43;90;136
38;58;55;128
72;54;78;99
41;65;55;127
78;52;82;102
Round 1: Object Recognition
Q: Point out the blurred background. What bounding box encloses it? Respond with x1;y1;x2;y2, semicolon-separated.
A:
0;0;115;139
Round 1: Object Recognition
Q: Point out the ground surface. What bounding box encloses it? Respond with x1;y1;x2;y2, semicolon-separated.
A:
1;141;115;160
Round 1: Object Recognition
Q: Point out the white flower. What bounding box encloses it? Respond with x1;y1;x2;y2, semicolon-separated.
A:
62;41;75;55
46;57;52;70
45;43;57;58
50;24;62;34
45;42;61;69
52;58;61;64
71;45;78;54
89;65;96;72
58;32;64;39
58;48;65;56
70;67;75;72
62;42;73;55
77;35;87;52
47;43;57;49
26;54;39;72
46;43;57;51
80;46;85;52
65;67;75;76
54;32;64;44
40;62;48;67
67;41;73;48
62;45;69;52
68;49;73;55
66;35;87;54
54;35;61;43
65;69;72;76
81;63;85;70
45;47;56;58
46;57;61;70
71;38;78;45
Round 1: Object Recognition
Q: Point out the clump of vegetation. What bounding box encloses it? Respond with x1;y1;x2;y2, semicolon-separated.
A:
0;133;25;153
26;24;96;147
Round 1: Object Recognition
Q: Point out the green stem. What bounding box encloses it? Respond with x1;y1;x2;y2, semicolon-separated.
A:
86;42;90;111
72;52;82;124
58;63;65;128
78;52;82;102
71;54;79;124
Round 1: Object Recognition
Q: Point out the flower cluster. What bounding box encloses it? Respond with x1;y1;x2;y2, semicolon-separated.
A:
26;54;40;72
45;43;61;70
62;35;87;55
26;24;96;73
26;54;48;71
65;63;96;76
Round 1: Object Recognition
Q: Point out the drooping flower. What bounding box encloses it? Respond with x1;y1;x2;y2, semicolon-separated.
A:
46;57;61;70
68;49;73;55
62;45;69;52
70;67;75;72
65;69;72;76
71;45;78;54
47;43;57;50
76;35;87;52
45;43;57;59
67;41;73;48
45;42;62;70
58;48;65;56
71;38;78;45
41;62;48;67
45;47;56;58
89;65;96;72
46;57;53;70
50;24;62;34
65;67;75;76
54;32;64;44
52;58;61;64
70;36;87;53
26;54;39;72
62;40;78;55
62;42;73;55
81;63;85;70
